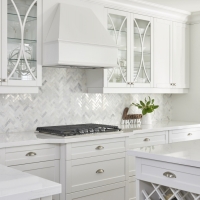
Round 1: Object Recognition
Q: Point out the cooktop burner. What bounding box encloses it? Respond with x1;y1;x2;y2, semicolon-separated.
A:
36;124;121;137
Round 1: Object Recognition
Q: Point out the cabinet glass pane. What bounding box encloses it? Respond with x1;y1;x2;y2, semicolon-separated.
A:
7;0;37;81
133;19;151;83
107;13;128;83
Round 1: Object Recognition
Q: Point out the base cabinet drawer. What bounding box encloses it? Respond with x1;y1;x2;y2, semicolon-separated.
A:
136;158;200;194
129;176;136;200
67;137;126;160
11;160;60;200
11;160;60;182
169;128;200;143
66;182;128;200
66;153;128;193
6;144;60;166
129;131;168;149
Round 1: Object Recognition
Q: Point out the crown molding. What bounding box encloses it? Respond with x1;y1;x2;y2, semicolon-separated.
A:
85;0;191;23
189;11;200;25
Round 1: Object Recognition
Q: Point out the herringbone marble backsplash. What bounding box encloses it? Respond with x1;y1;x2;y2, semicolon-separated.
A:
0;68;172;133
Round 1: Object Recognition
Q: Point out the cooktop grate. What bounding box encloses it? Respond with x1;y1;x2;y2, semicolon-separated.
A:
36;124;121;137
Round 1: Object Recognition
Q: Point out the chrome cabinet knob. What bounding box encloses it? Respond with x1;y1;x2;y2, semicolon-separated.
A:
163;172;176;178
0;79;6;82
144;138;150;142
96;146;104;150
96;169;104;174
188;133;192;136
170;83;176;86
26;152;37;157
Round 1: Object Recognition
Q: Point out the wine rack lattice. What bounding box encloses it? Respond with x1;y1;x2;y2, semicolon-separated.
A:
142;183;200;200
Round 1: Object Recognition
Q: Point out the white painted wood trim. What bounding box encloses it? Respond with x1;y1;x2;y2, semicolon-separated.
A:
189;11;200;24
87;87;189;93
0;86;38;93
84;0;190;23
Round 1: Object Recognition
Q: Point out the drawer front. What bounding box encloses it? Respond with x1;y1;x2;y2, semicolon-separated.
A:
68;137;127;160
129;131;168;149
66;153;128;193
169;128;200;143
6;144;59;166
11;160;60;200
66;182;128;200
129;176;136;200
136;158;200;194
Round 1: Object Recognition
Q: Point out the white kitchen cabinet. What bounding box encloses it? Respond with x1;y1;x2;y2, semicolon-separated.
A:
131;14;153;88
0;0;42;93
154;18;172;88
66;153;128;193
11;160;60;200
66;137;126;160
172;22;190;88
86;7;188;93
87;10;153;90
66;182;128;200
154;19;189;89
10;160;60;182
106;9;131;88
5;143;60;166
169;127;200;143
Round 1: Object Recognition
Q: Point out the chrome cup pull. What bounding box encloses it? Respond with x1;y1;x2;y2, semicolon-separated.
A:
26;152;37;157
144;138;150;142
96;169;104;174
96;146;104;150
163;172;176;178
188;133;192;136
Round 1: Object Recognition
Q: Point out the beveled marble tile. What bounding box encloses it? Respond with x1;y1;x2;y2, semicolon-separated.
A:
0;68;172;133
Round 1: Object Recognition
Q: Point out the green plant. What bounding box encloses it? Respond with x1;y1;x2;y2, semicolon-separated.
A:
131;96;159;115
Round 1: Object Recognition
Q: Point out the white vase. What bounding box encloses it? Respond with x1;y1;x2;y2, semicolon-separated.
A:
142;113;152;125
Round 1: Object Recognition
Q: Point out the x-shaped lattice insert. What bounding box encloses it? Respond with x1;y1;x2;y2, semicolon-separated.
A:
142;183;200;200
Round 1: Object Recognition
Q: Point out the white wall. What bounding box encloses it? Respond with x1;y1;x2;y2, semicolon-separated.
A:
172;22;200;122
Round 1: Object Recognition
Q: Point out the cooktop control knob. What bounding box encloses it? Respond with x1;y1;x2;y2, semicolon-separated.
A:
100;127;106;132
88;128;94;133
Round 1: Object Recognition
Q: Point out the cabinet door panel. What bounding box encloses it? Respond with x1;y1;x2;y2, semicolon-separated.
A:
154;18;172;88
172;22;189;88
1;0;42;87
106;9;131;88
131;14;153;88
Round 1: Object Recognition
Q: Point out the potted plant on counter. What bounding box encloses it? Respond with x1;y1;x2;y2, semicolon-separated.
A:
131;97;159;125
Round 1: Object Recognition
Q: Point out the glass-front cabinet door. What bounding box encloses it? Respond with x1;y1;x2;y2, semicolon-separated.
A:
131;14;153;87
106;9;131;88
1;0;41;86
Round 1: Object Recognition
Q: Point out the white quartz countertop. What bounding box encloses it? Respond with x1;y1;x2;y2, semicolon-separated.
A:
0;164;61;200
129;139;200;168
0;121;199;148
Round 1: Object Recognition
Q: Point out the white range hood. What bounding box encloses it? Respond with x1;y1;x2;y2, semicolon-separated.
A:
43;3;118;69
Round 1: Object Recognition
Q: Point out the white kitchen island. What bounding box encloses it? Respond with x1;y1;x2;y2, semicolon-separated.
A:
128;139;200;200
0;164;61;200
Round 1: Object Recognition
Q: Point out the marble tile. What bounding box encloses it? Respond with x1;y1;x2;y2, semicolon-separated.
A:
0;68;172;133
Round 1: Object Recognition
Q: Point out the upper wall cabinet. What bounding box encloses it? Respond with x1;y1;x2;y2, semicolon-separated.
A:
86;9;154;92
154;19;189;89
0;0;42;93
86;7;189;94
172;22;189;89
